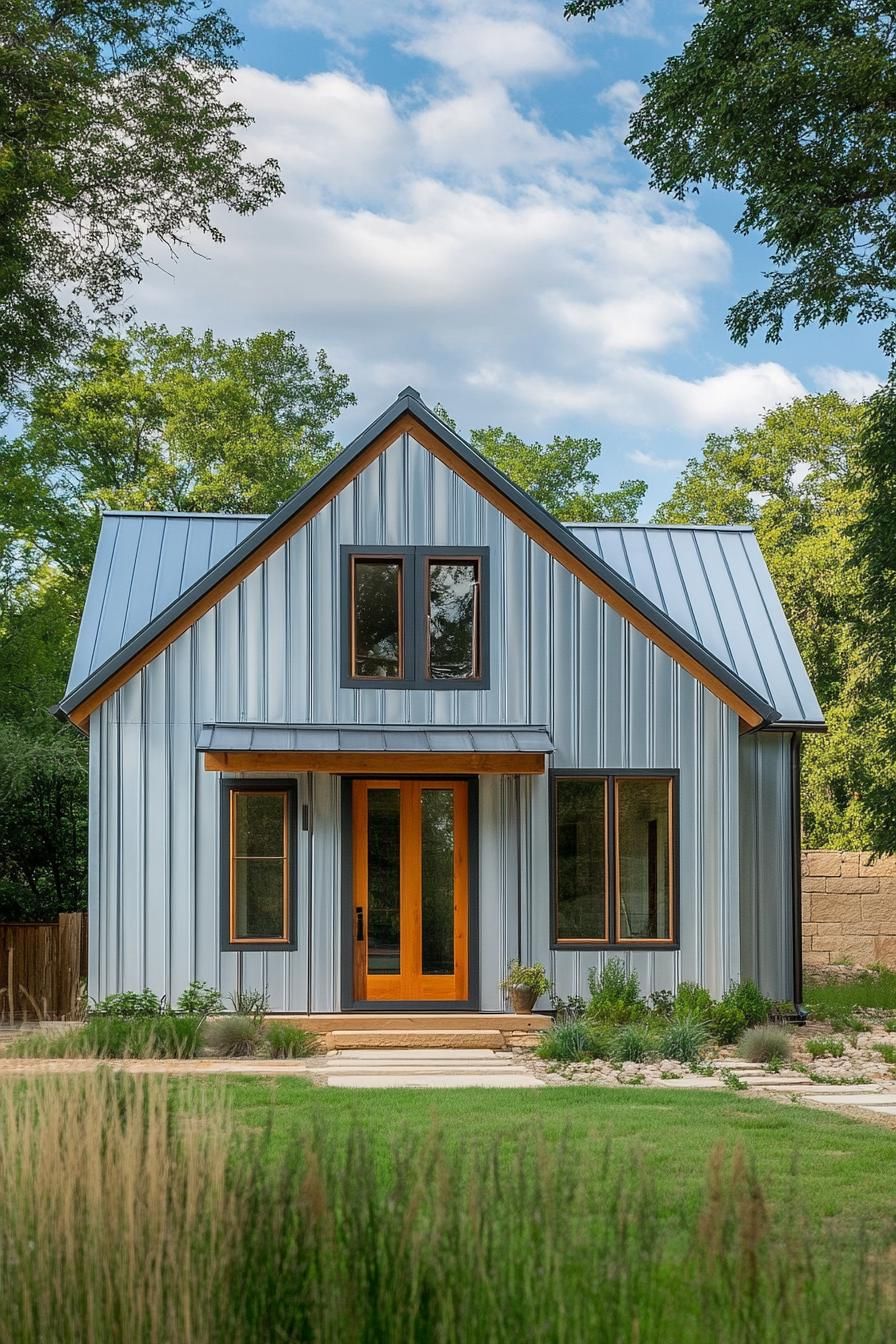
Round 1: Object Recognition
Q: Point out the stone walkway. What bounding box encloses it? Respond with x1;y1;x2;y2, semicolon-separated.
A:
0;1050;894;1113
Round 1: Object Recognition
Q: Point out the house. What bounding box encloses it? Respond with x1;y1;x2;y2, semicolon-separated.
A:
57;388;824;1015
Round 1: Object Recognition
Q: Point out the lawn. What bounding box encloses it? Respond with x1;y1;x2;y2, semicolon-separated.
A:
222;1077;896;1237
2;1073;895;1343
805;966;896;1019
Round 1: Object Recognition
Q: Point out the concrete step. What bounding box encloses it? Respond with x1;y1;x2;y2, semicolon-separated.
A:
331;1047;508;1060
328;1029;507;1050
326;1072;544;1089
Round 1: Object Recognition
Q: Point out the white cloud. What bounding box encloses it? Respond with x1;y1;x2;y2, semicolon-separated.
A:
135;64;807;447
599;78;642;119
811;365;881;402
629;448;686;471
402;14;576;84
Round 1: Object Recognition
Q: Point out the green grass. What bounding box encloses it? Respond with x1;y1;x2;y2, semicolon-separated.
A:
805;967;896;1017
218;1078;896;1238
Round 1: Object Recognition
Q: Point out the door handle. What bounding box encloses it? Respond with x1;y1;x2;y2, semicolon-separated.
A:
356;906;364;942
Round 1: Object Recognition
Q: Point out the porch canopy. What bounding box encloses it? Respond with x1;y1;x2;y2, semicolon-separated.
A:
198;723;554;775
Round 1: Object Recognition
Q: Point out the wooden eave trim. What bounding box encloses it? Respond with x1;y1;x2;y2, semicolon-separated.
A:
203;750;546;775
67;406;766;729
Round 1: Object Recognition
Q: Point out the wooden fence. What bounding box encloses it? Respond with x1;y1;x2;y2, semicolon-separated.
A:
0;913;87;1020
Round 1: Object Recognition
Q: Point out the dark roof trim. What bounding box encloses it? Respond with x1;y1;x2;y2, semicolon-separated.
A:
57;387;779;725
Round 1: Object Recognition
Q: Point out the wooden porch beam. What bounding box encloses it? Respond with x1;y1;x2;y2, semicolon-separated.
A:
202;750;546;775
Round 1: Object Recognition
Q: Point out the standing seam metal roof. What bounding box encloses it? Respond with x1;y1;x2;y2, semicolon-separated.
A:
60;389;817;726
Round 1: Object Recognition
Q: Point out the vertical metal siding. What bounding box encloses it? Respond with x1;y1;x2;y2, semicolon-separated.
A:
739;732;793;1000
90;433;748;1008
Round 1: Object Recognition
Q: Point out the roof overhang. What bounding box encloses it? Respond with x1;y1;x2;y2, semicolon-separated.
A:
57;388;780;732
198;723;554;775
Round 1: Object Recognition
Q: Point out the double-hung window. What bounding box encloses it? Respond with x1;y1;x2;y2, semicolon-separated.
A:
551;770;677;948
343;546;488;688
222;781;297;950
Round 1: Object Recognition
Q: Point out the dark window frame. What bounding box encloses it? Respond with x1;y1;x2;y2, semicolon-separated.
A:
549;768;680;951
220;779;298;951
340;545;490;689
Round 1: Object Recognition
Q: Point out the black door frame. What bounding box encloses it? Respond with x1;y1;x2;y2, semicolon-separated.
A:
340;774;480;1012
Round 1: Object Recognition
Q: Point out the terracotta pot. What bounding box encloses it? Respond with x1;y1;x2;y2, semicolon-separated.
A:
509;986;539;1014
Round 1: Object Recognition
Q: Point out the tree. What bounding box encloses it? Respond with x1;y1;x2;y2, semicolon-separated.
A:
567;0;896;849
655;392;888;848
0;0;282;397
471;427;646;522
2;325;354;586
0;324;352;918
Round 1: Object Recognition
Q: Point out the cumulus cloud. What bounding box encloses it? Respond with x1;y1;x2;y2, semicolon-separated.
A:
811;365;882;402
135;62;804;444
629;448;686;470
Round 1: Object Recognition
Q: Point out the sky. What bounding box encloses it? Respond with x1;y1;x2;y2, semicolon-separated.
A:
133;0;886;515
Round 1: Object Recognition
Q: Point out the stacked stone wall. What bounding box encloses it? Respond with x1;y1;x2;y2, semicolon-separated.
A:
802;851;896;969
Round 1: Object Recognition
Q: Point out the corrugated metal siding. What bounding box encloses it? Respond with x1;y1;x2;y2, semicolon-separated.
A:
569;524;822;726
739;732;794;1000
88;433;747;1009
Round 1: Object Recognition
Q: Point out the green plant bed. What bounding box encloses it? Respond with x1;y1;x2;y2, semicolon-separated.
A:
7;1015;203;1059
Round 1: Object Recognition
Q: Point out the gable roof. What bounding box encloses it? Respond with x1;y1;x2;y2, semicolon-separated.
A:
57;387;795;730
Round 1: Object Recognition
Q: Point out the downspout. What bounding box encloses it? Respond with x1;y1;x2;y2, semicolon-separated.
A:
789;733;807;1020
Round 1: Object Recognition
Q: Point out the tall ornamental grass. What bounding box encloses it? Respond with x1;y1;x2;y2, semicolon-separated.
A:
0;1071;890;1344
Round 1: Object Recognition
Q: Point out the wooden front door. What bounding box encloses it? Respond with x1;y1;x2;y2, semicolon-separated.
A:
351;779;469;1003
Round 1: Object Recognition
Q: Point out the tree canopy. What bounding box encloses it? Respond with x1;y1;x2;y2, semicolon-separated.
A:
471;426;646;522
0;0;282;396
565;0;896;351
0;325;353;919
655;392;888;848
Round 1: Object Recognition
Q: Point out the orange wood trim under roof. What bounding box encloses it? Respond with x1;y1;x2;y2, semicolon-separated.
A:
203;750;546;775
68;407;765;730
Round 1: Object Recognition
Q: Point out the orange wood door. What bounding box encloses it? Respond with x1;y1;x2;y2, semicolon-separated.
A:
352;779;469;1003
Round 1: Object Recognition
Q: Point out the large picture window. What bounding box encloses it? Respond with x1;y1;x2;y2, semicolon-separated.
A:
342;547;488;688
551;771;676;948
222;782;297;950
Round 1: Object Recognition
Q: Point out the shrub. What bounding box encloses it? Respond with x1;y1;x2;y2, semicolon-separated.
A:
262;1023;321;1059
90;989;164;1018
711;980;771;1044
586;959;644;1024
806;1038;845;1059
536;1020;595;1063
674;981;714;1020
229;989;269;1019
737;1024;792;1064
7;1016;202;1059
203;1015;263;1057
648;988;674;1018
550;993;587;1022
610;1021;657;1063
659;1011;709;1065
176;981;224;1016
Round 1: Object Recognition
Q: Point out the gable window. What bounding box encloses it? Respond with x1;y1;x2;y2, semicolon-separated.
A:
342;546;488;688
222;782;297;949
551;771;677;948
352;557;404;679
426;557;480;680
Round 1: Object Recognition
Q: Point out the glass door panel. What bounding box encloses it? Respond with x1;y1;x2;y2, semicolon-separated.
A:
366;788;401;975
352;779;469;1003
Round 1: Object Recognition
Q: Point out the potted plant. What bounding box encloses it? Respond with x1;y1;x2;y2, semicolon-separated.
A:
500;960;551;1014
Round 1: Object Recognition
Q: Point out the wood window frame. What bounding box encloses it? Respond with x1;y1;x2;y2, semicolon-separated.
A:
341;545;489;689
549;768;679;951
220;780;298;951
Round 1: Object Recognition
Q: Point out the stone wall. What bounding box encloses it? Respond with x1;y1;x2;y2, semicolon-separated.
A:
802;851;896;970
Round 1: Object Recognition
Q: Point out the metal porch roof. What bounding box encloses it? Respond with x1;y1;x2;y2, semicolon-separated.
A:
197;724;555;755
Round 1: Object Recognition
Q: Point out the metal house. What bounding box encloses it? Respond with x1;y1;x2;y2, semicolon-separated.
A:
58;388;824;1015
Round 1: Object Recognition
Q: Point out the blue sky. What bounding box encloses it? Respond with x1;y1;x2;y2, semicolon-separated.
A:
134;0;886;514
